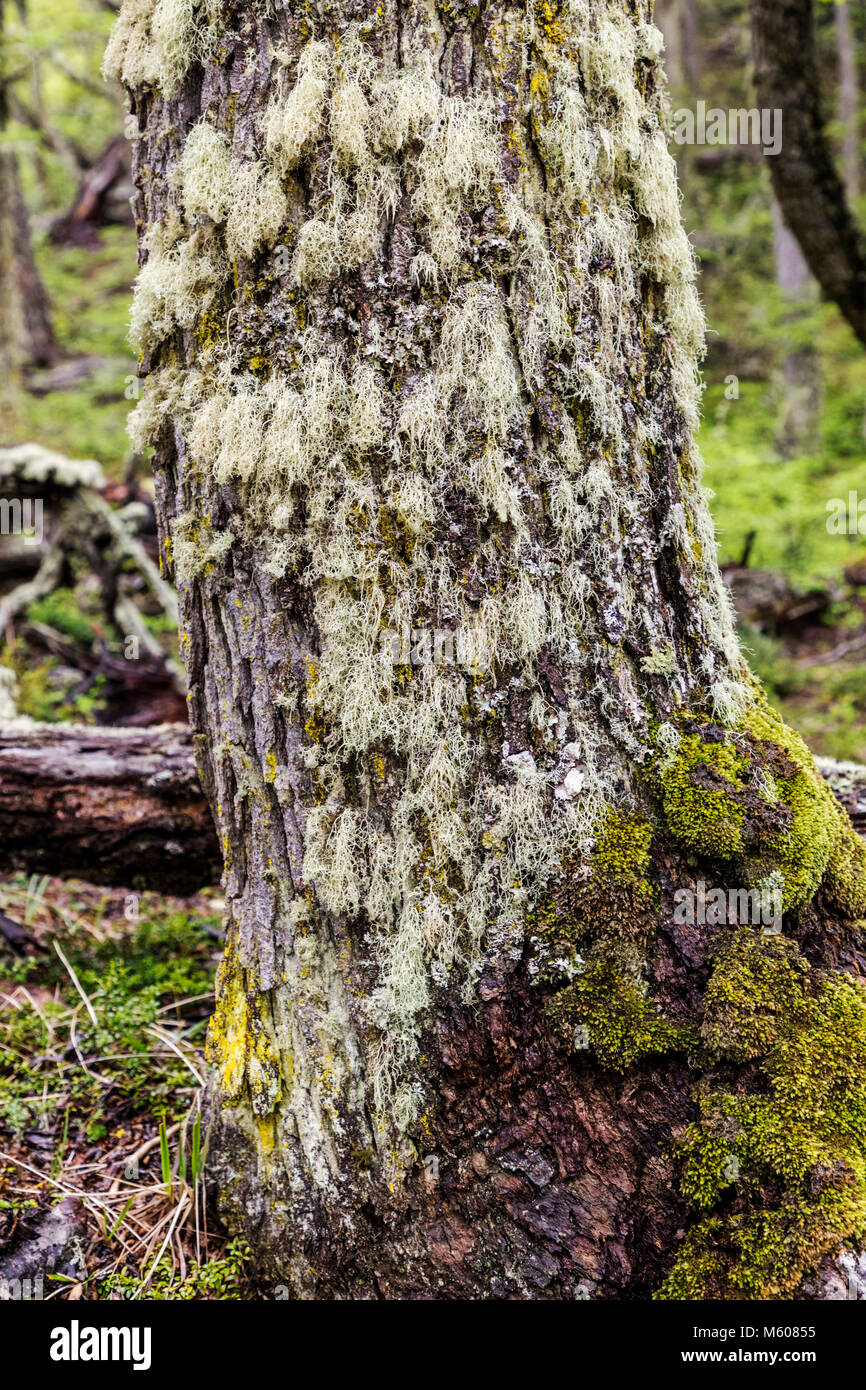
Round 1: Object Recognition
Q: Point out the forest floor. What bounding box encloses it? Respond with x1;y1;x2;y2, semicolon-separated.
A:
0;874;260;1299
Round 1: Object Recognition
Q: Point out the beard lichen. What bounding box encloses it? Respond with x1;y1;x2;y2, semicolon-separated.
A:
123;0;780;1147
103;0;223;97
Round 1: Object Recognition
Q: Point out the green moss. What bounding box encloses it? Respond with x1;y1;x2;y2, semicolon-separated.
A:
546;959;697;1071
658;938;866;1300
700;931;811;1062
742;698;846;911
656;730;747;860
650;692;864;915
824;825;866;920
27;587;101;647
590;810;653;890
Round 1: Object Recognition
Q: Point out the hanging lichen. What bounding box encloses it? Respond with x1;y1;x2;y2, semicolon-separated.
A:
118;0;761;1134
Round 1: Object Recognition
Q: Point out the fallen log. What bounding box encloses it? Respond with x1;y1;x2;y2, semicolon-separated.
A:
0;722;220;893
817;757;866;838
0;726;863;896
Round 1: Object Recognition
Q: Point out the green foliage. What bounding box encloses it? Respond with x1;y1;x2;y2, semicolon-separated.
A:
20;228;138;470
96;1238;252;1301
27;587;101;646
0;648;107;723
0;897;219;1138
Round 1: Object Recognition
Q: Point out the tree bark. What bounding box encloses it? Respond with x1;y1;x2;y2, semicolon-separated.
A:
834;0;859;205
749;0;866;346
114;0;866;1299
0;722;220;892
771;197;821;458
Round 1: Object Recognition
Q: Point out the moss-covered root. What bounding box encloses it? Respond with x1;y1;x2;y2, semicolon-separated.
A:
650;692;866;917
658;931;866;1300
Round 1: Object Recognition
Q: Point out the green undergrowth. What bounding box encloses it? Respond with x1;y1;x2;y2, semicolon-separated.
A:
96;1239;251;1301
18;226;138;470
1;580;116;723
744;627;866;764
0;881;221;1141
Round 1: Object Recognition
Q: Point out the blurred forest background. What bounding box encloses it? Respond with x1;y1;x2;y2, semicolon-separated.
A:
1;0;864;756
0;0;862;1298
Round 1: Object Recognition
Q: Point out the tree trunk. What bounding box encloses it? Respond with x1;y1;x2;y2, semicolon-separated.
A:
654;1;683;96
680;0;701;91
10;156;59;368
113;0;866;1300
771;197;821;458
835;0;859;205
0;3;23;441
749;0;866;347
1;715;863;895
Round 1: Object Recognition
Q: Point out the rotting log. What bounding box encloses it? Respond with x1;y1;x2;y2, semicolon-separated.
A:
0;721;219;893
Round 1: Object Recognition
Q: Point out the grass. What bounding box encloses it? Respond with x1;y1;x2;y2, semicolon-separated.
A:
0;874;258;1299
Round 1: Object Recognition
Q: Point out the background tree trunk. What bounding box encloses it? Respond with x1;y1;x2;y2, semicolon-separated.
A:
681;0;701;91
771;196;821;458
0;1;24;439
114;0;866;1299
834;0;859;206
654;0;684;96
10;156;58;368
749;0;866;346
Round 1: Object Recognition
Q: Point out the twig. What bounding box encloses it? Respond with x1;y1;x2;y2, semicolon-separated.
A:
53;941;97;1026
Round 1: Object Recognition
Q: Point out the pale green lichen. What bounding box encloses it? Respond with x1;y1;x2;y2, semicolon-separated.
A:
124;3;760;1136
103;0;222;98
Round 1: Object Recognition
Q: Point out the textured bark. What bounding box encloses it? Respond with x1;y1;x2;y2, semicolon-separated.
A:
749;0;866;346
116;0;866;1299
0;722;220;892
